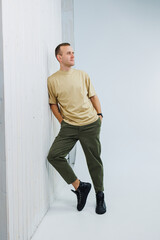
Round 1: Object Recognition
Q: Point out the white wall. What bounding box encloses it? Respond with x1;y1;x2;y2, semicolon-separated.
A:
74;0;160;238
2;0;62;239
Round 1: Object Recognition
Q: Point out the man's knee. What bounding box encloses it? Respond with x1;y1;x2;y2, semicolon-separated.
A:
47;149;57;165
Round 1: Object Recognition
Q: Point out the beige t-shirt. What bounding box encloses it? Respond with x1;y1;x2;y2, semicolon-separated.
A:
47;68;98;126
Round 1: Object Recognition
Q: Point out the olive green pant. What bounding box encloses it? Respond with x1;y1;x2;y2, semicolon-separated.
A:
47;118;104;193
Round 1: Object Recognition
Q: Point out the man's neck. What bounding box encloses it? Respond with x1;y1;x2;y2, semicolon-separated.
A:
60;66;72;72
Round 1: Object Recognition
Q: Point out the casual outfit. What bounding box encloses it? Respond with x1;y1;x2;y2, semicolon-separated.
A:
47;68;106;213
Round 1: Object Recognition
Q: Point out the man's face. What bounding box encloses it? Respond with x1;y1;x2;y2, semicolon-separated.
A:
57;45;75;67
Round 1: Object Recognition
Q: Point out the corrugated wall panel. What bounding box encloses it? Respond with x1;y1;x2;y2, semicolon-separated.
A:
2;0;62;239
0;0;7;239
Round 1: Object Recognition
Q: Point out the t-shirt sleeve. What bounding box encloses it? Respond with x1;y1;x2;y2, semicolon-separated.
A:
85;73;96;98
47;78;58;104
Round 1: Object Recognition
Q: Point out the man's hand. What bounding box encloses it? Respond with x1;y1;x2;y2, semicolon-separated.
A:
98;115;103;122
60;119;64;124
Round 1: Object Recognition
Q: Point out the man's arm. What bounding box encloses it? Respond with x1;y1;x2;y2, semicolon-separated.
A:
90;95;103;121
50;104;63;124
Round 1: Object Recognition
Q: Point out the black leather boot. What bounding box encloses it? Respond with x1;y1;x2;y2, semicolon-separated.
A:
96;191;106;214
71;181;91;211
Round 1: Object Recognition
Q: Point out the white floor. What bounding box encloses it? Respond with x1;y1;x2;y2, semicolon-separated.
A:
31;142;160;240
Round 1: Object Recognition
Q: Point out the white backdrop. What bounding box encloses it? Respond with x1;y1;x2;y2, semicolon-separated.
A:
74;0;160;239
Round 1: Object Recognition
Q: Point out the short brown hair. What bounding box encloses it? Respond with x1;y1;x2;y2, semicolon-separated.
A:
55;43;70;59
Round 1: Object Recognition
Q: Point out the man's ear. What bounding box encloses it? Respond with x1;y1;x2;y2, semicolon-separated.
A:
57;54;62;62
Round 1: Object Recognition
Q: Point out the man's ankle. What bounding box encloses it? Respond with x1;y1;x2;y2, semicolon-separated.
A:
72;179;80;190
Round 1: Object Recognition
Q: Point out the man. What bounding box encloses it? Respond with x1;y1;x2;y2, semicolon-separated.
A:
47;43;106;214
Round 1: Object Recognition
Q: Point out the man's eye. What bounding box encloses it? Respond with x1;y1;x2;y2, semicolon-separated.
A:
67;52;74;55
